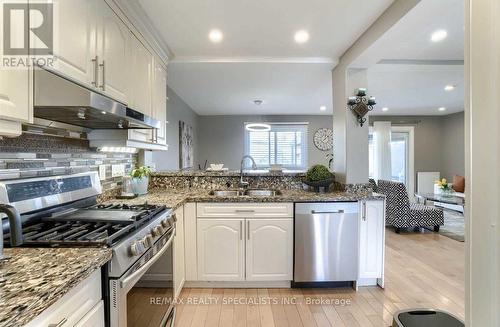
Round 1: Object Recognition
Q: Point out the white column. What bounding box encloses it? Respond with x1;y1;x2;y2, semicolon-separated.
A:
466;0;500;325
372;121;392;181
331;0;420;185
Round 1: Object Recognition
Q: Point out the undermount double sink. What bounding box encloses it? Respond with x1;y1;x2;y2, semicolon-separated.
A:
209;189;281;197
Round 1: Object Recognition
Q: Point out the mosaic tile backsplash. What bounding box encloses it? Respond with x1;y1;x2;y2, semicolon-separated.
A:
0;133;136;191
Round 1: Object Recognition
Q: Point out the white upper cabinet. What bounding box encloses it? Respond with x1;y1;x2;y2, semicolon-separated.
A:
95;1;129;103
128;33;153;115
358;200;385;280
197;219;245;281
0;69;31;137
49;0;96;87
153;59;167;145
246;219;293;281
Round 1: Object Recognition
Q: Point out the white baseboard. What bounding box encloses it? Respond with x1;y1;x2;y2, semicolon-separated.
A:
184;280;291;288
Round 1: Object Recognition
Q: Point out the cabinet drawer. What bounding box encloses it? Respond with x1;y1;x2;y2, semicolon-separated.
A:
197;203;293;218
25;269;102;327
74;301;104;327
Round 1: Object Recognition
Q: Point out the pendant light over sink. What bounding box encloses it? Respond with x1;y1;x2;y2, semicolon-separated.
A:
245;99;271;132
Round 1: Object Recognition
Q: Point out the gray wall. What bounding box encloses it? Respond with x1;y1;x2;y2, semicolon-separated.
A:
152;87;199;170
370;112;465;181
197;115;333;170
441;112;465;181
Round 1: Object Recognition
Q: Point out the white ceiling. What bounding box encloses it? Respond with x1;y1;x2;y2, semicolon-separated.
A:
355;0;464;116
138;0;394;60
353;0;464;67
137;0;394;115
168;62;335;115
138;0;464;116
367;64;464;116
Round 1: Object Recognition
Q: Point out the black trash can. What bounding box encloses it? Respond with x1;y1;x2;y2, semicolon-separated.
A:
392;309;464;327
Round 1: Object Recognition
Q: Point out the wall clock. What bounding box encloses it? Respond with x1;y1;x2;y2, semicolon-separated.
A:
313;128;333;151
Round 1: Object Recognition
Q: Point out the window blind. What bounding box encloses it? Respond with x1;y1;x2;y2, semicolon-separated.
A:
244;123;308;170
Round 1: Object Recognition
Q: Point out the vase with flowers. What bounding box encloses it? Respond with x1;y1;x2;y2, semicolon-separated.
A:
435;178;454;196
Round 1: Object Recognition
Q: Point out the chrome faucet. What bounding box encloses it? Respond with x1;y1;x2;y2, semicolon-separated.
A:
240;155;257;188
0;204;23;260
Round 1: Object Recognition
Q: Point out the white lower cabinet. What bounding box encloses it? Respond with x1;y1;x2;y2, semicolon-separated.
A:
358;200;385;285
246;219;293;281
174;206;185;297
195;203;294;283
197;219;245;281
25;269;104;327
74;301;105;327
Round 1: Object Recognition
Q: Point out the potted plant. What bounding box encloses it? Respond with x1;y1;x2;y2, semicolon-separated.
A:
435;178;454;196
130;166;152;195
303;164;334;192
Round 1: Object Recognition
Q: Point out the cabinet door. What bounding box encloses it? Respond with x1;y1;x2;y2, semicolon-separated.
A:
128;33;153;115
246;219;293;281
359;200;385;279
50;0;96;87
153;59;167;145
197;219;245;281
0;68;30;135
174;206;185;297
96;2;129;103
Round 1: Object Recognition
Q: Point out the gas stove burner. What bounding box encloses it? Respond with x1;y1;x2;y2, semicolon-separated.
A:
4;202;169;247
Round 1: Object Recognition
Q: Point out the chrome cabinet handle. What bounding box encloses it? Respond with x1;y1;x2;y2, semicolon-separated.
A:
99;60;105;90
48;317;67;327
240;220;243;240
247;220;250;240
91;56;98;87
311;210;344;214
235;209;255;213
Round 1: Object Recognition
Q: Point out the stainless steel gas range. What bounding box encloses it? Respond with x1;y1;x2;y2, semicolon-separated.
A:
0;172;176;327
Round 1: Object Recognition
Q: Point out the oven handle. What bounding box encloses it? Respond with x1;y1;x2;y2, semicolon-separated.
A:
120;229;175;290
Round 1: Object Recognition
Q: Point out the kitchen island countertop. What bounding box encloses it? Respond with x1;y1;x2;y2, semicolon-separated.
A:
0;247;111;327
109;188;384;210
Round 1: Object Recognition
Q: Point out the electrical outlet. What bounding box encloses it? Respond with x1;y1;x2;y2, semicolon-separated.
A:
98;165;107;180
112;164;125;177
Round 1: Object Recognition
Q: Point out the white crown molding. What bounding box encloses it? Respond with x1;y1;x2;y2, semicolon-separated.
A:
109;0;173;64
171;56;338;66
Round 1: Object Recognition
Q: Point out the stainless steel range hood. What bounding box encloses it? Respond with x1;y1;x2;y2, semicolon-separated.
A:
33;69;160;129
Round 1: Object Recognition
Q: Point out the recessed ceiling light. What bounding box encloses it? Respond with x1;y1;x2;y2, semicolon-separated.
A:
208;29;223;43
431;29;447;42
253;99;263;106
294;30;309;44
382;107;389;112
444;85;455;91
438;107;447;112
319;106;326;111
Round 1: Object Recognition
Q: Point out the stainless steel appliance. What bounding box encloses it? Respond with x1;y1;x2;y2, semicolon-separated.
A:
33;69;160;130
0;172;176;327
294;202;359;285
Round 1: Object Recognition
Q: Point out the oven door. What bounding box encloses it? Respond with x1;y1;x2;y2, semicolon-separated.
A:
109;228;175;327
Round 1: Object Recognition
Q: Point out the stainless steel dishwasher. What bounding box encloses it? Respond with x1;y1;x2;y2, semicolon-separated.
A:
294;202;359;284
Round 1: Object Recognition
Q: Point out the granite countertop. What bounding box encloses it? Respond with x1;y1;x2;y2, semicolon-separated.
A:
153;169;307;177
110;188;384;209
0;247;112;327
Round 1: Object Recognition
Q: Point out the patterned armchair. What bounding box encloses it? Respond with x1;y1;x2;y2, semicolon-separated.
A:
377;180;444;233
368;178;378;192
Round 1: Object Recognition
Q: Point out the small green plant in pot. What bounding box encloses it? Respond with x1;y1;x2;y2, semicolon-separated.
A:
303;164;334;191
130;166;152;195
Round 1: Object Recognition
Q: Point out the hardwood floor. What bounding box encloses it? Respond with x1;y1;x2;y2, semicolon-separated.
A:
174;230;465;326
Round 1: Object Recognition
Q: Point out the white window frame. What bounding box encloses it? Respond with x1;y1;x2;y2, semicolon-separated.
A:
244;122;308;170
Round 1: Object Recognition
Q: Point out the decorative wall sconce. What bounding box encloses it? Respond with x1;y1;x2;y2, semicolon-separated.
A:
347;88;376;127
